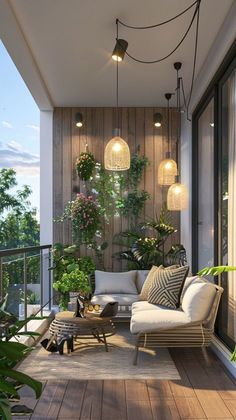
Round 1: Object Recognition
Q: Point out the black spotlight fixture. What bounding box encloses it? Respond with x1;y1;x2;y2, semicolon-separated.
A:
153;112;162;128
75;112;83;128
112;39;128;62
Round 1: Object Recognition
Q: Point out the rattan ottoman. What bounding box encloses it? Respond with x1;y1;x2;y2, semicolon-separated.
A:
49;311;116;354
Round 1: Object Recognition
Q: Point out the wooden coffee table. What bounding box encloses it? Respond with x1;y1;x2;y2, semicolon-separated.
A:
49;311;116;354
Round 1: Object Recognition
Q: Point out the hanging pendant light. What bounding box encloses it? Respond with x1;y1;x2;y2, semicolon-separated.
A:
158;93;178;185
105;24;130;171
167;62;188;211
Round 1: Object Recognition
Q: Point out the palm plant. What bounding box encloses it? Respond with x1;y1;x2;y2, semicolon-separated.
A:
198;265;236;362
0;297;43;419
113;205;186;269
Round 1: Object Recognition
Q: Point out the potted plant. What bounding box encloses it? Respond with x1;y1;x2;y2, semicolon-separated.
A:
53;268;91;310
76;151;96;181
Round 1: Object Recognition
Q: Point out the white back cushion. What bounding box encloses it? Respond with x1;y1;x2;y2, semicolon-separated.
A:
136;270;149;293
182;282;216;322
94;270;138;295
180;276;205;303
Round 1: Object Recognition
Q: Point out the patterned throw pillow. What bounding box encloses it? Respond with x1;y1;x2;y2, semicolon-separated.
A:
139;265;160;301
148;265;189;309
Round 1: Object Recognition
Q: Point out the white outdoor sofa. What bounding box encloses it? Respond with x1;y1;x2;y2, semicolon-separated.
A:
91;270;223;364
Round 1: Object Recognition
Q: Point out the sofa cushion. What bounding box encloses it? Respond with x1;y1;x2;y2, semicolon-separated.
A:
180;275;206;304
130;308;190;334
91;294;139;306
132;301;164;312
139;266;160;301
182;282;216;322
136;270;149;294
94;270;138;295
148;265;189;309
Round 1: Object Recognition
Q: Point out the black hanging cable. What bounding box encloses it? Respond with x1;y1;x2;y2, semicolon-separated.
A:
117;0;198;30
116;1;200;65
186;0;201;120
116;23;119;129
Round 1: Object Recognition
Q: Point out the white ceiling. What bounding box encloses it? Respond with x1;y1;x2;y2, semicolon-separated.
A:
5;0;234;107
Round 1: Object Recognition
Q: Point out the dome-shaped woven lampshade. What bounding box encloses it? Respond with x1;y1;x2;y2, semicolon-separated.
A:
158;158;178;185
167;182;188;210
104;136;130;171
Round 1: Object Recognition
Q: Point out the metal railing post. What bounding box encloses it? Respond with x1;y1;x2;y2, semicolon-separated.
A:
0;257;2;301
48;247;52;310
40;249;43;316
23;253;27;332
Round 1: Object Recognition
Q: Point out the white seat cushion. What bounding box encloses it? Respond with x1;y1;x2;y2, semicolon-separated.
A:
132;301;166;312
94;270;138;295
136;270;149;294
91;294;139;306
130;309;190;334
182;282;216;322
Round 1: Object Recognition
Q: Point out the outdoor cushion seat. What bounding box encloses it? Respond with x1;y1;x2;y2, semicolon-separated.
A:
132;301;168;312
91;293;139;306
130;308;189;334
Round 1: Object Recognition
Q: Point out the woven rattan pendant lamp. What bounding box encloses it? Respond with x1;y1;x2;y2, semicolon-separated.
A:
167;62;188;211
158;93;178;185
105;26;130;171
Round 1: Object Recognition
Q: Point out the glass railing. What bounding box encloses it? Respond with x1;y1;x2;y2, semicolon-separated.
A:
0;245;52;326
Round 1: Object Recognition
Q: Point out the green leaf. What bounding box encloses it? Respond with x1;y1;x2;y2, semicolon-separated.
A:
0;379;19;398
0;342;28;362
198;265;236;277
0;368;42;399
0;398;12;420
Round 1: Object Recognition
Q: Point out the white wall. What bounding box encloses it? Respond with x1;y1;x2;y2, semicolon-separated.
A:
40;111;53;245
180;1;236;270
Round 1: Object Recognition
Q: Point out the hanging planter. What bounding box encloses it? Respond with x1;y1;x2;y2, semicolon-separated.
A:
76;151;96;181
60;193;101;244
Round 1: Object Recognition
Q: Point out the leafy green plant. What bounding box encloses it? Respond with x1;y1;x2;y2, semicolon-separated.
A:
53;269;91;310
0;297;43;419
198;265;236;362
113;205;186;269
116;191;150;218
129;151;149;189
76;151;96;181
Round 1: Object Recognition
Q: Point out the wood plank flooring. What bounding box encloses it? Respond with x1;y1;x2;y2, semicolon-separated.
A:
15;347;236;419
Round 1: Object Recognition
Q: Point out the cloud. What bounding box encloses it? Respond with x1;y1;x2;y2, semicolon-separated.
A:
2;121;13;128
0;142;39;177
25;124;39;132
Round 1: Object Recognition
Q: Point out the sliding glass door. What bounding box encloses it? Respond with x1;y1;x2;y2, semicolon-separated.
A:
192;43;236;350
197;98;215;272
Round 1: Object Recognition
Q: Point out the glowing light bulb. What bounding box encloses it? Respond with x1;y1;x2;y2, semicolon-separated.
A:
113;142;122;152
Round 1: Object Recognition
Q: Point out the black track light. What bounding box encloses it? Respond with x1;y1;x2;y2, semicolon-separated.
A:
112;39;128;62
153;113;162;128
75;112;83;128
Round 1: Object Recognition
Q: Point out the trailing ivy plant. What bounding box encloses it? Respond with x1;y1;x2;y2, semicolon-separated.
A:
116;149;150;222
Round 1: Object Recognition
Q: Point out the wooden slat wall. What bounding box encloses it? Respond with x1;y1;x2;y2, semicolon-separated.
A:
53;107;180;271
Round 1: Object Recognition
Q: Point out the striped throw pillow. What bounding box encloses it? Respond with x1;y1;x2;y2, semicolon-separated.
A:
148;265;189;309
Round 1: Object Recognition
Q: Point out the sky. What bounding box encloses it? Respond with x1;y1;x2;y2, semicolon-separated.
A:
0;40;40;219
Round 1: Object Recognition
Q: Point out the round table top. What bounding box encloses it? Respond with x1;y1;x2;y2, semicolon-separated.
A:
55;311;112;326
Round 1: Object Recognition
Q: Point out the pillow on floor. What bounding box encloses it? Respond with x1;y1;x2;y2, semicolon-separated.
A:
148;265;189;309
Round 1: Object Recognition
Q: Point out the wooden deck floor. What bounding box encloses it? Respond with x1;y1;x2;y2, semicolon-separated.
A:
15;347;236;419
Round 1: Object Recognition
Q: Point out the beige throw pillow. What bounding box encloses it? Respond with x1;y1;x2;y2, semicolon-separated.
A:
139;266;160;300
